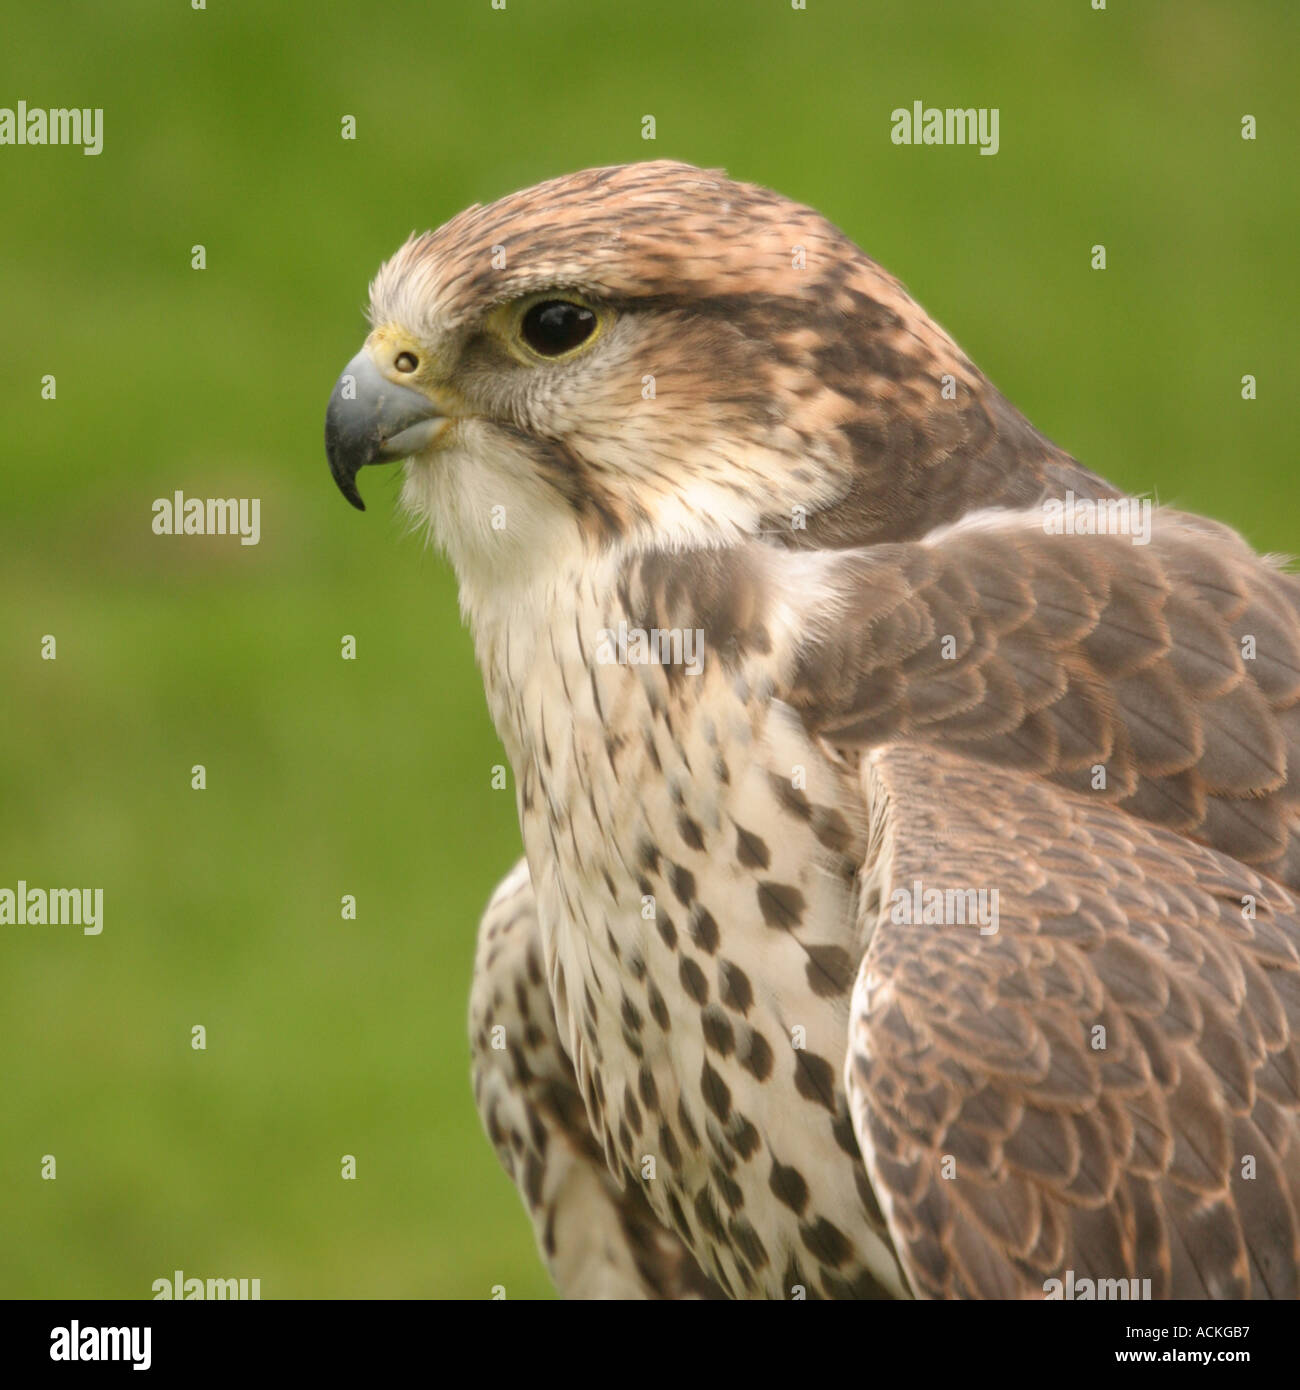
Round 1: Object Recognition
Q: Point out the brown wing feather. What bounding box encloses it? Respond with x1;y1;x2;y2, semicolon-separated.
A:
787;509;1300;890
846;743;1300;1299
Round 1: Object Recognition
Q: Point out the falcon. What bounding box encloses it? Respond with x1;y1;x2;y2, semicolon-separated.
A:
324;162;1300;1299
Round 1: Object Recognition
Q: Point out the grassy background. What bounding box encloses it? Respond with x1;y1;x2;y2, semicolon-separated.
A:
0;0;1295;1299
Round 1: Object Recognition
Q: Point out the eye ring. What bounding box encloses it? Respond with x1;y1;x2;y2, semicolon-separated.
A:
394;351;419;373
520;300;598;358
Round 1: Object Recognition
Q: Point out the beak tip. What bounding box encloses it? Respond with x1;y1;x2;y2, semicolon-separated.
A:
325;348;436;515
325;434;368;511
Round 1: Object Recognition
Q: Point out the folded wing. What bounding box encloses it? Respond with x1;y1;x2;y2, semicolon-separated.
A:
783;507;1300;1297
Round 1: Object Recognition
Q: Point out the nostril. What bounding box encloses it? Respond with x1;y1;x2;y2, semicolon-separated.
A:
395;351;419;373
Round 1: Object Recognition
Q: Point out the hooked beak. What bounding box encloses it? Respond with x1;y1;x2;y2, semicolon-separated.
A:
324;350;444;511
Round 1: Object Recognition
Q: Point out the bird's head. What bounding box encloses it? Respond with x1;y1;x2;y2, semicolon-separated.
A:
326;161;1084;590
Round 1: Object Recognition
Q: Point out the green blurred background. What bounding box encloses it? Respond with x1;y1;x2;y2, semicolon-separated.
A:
1;0;1295;1299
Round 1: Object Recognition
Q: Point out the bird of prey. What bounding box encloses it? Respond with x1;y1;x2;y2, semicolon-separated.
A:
325;161;1300;1300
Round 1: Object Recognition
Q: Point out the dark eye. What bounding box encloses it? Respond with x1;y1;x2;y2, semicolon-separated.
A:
394;351;418;373
521;300;597;357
